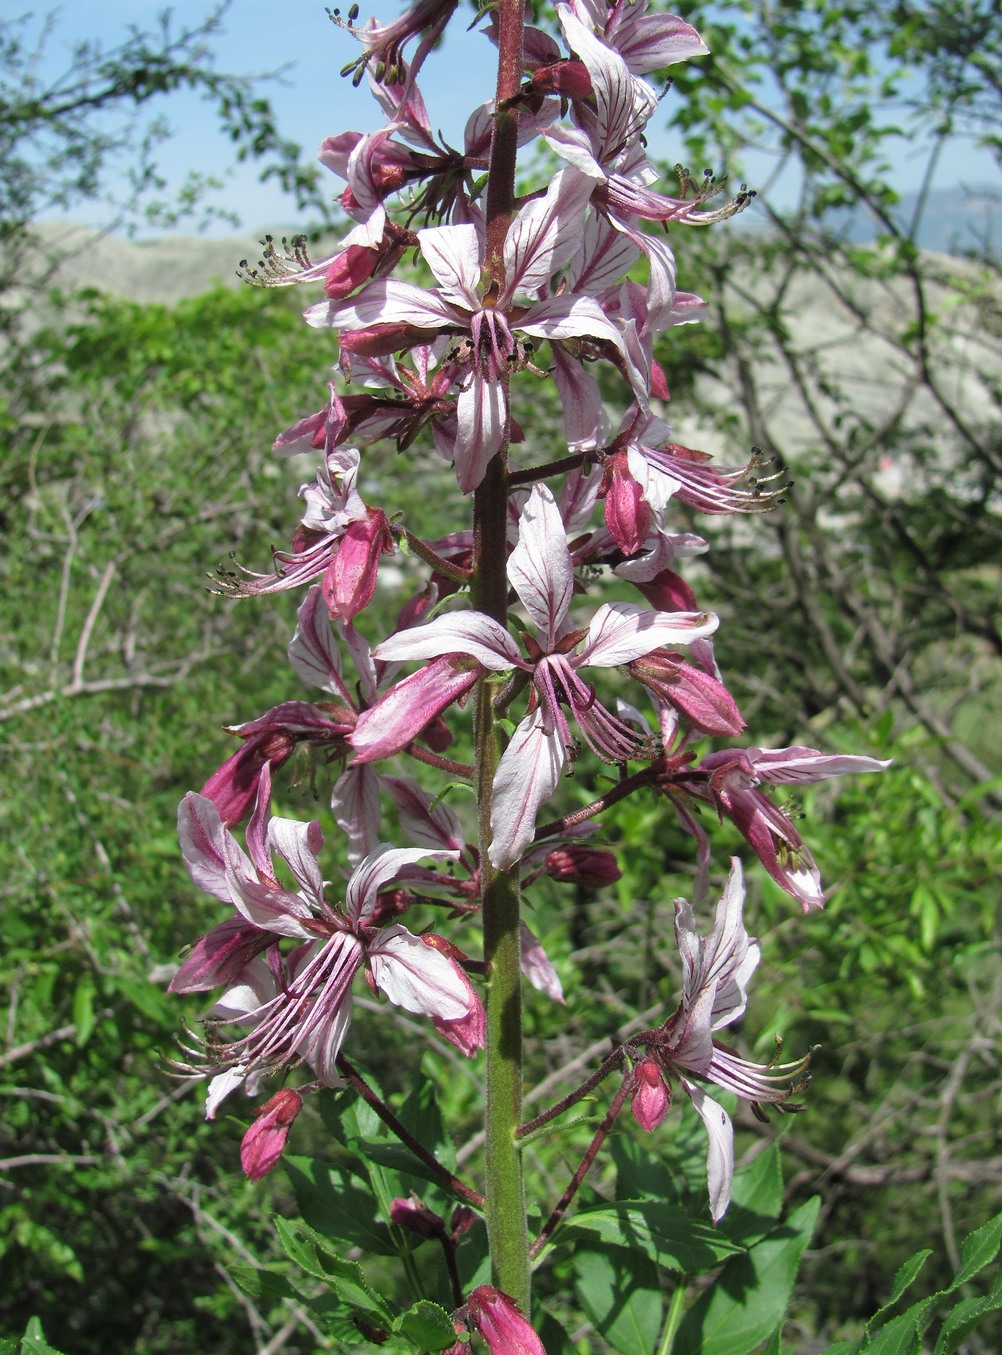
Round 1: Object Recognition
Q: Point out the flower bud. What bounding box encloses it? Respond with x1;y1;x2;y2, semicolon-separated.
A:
542;846;622;889
240;1088;304;1181
530;59;593;100
389;1195;444;1239
466;1286;547;1355
631;1059;670;1132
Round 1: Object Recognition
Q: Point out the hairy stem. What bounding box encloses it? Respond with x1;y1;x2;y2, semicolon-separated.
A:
472;0;529;1311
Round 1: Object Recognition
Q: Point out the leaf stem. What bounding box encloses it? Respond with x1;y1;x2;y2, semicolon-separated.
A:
336;1054;485;1208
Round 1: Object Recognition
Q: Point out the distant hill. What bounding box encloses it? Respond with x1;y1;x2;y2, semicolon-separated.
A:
817;183;1000;257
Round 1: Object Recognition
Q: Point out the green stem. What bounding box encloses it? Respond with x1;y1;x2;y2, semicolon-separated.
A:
471;0;528;1309
656;1280;687;1355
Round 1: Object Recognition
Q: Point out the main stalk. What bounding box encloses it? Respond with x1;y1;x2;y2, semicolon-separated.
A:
472;0;529;1311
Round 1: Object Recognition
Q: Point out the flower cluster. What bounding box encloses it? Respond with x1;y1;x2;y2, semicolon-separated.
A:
170;0;889;1342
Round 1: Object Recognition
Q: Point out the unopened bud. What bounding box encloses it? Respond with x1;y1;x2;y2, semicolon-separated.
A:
543;846;622;889
240;1088;304;1181
389;1195;445;1239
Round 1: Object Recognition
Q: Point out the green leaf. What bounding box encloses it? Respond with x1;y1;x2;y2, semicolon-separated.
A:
719;1143;785;1249
556;1200;744;1273
878;1249;932;1315
392;1300;459;1352
935;1270;1002;1354
573;1248;664;1355
611;1133;680;1207
227;1265;298;1301
273;1218;394;1325
951;1208;1002;1287
16;1318;65;1355
674;1196;820;1355
283;1156;396;1256
72;978;95;1047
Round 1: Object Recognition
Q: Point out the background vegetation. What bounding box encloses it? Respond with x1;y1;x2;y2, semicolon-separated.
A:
1;1;999;1351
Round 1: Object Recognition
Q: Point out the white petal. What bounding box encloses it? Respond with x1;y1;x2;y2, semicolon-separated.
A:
369;926;472;1020
682;1081;735;1223
418;223;483;307
346;845;459;925
374;611;525;671
489;713;565;871
509;484;574;648
578;601;717;667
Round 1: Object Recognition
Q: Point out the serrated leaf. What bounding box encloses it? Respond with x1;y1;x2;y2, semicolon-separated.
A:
855;1307;926;1355
574;1248;663;1355
393;1300;458;1351
274;1218;394;1325
674;1196;820;1355
228;1265;298;1301
934;1270;1002;1354
878;1249;931;1316
284;1156;396;1256
557;1200;743;1273
951;1208;1002;1288
274;1215;326;1280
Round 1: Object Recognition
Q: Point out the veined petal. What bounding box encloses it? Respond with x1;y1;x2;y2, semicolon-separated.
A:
179;792;253;905
226;867;315;937
682;1080;735;1222
503;167;597;300
455;373;505;493
417;222;483;308
520;294;627;350
368;924;473;1020
307;278;460;332
374;611;526;670
349;656;480;764
508;484;574;648
331;764;382;867
578;601;717;667
489;712;565;870
540;122;606;180
346;845;459;925
288;586;347;696
268;816;325;909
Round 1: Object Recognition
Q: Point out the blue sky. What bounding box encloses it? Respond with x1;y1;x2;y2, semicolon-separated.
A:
23;0;998;237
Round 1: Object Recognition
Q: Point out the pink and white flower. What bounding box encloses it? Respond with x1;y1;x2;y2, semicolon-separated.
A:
308;168;633;491
636;860;812;1220
352;484;717;868
171;791;483;1113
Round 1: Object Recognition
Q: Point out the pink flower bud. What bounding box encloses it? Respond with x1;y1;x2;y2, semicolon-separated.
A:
529;59;593;100
389;1195;444;1239
630;652;745;736
240;1089;304;1182
602;451;651;555
542;846;622;889
324;244;382;299
634;568;700;613
466;1286;547;1355
323;509;394;621
631;1059;670;1132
